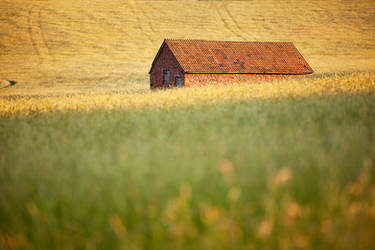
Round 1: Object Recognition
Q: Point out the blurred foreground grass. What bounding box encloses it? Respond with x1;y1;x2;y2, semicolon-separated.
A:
1;92;375;249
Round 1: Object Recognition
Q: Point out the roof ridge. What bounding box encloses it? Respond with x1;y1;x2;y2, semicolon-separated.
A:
154;39;313;74
165;38;293;44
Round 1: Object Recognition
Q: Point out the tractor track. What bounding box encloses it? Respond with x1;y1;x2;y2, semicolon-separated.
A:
38;7;56;62
27;5;53;64
38;8;53;57
138;4;155;41
129;0;154;44
27;6;41;63
214;1;247;41
223;3;253;40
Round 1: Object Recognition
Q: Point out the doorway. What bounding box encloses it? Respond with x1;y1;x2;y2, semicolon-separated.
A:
163;69;170;87
175;75;183;87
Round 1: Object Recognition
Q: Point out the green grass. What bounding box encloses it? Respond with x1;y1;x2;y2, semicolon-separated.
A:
1;93;375;249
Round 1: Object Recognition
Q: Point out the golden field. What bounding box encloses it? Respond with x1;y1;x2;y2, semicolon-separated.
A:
0;0;375;101
1;2;375;249
1;72;374;115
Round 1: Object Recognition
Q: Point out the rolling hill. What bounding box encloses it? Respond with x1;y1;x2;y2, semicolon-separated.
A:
0;0;374;94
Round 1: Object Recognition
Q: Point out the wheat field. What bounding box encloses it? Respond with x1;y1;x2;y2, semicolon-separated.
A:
0;0;375;96
0;72;374;115
1;1;375;249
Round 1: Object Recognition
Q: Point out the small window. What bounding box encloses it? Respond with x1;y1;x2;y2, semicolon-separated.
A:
175;75;183;87
163;69;170;87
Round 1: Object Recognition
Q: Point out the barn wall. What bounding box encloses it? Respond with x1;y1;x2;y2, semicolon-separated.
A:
184;74;300;87
149;43;184;89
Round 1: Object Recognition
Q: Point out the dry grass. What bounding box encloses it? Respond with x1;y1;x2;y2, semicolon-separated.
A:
1;72;374;116
0;0;374;96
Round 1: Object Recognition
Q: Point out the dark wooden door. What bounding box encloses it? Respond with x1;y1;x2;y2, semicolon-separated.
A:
175;76;183;87
163;69;170;87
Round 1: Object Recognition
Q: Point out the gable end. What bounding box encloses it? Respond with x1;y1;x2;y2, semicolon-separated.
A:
149;40;185;74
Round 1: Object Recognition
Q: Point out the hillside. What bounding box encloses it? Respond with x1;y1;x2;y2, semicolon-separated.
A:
0;0;375;94
1;1;375;249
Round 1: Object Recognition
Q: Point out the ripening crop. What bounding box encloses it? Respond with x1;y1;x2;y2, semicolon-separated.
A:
1;72;374;116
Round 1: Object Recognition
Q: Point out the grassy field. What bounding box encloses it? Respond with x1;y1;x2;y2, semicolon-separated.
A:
1;0;375;249
0;0;375;93
1;94;375;249
0;72;374;115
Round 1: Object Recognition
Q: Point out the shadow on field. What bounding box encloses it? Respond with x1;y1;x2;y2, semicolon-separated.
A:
0;80;17;89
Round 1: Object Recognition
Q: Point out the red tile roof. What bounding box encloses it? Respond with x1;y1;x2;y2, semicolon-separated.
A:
163;39;313;74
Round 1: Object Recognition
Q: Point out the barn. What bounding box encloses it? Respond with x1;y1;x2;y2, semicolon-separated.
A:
149;39;313;89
